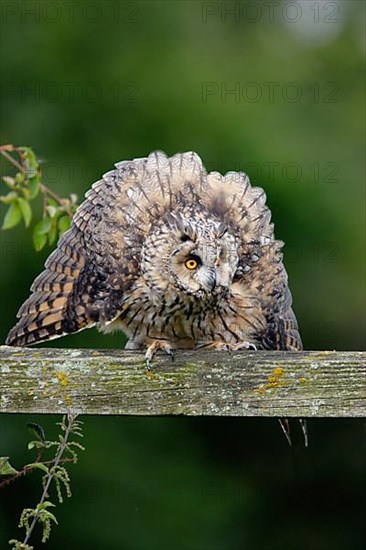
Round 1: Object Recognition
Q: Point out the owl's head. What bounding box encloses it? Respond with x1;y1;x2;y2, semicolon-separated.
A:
141;211;239;299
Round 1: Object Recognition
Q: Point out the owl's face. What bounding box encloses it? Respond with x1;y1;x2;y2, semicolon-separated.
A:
142;214;239;299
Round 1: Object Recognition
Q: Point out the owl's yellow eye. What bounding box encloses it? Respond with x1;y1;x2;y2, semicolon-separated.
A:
185;257;199;270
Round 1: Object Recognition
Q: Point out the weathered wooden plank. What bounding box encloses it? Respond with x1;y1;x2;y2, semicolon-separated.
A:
0;346;365;417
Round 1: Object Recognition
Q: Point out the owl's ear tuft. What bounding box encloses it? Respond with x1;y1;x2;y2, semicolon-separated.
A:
182;223;197;242
163;212;196;241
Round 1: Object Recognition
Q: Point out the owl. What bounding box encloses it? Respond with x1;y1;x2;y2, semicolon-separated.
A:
6;151;302;365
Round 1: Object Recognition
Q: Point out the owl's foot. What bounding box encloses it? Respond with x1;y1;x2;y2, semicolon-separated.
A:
145;340;175;370
197;341;257;351
227;342;257;351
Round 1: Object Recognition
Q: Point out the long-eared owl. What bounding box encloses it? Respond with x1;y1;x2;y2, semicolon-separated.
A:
6;151;302;364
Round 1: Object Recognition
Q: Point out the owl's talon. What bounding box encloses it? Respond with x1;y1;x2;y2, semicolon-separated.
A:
144;341;175;368
278;418;292;446
299;418;308;447
278;418;309;447
223;341;257;352
196;341;256;352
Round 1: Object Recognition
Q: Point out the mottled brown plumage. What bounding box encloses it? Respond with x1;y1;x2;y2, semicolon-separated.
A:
6;151;302;362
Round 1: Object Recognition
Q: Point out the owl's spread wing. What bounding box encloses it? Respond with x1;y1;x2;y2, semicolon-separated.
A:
203;170;302;351
5;152;204;346
260;285;303;351
5;222;125;346
5;161;141;346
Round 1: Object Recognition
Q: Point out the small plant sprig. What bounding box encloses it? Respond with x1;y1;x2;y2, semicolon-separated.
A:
0;414;84;549
1;147;84;547
0;144;78;250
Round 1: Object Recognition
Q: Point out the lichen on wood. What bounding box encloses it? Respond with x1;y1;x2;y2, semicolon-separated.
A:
0;346;365;417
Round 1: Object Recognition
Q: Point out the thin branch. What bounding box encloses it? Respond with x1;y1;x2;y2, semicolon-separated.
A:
0;149;24;173
22;414;77;546
1;146;74;218
0;457;75;490
39;183;73;217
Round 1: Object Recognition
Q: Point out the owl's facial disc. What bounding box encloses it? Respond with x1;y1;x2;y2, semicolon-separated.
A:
169;232;238;297
141;214;238;298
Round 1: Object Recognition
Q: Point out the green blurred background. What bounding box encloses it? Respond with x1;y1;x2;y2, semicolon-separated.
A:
0;1;365;548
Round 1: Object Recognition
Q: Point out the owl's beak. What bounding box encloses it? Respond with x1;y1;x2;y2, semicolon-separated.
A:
196;268;216;292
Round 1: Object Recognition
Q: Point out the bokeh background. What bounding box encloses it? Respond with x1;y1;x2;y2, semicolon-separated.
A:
0;1;365;548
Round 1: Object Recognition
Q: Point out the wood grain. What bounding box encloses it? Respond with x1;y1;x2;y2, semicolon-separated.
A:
0;346;365;417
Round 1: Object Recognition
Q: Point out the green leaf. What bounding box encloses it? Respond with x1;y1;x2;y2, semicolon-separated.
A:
15;172;24;185
34;217;52;235
24;462;49;474
20;147;38;178
46;205;57;218
48;222;58;245
29;176;40;199
2;176;15;188
0;456;18;475
44;511;58;524
17;197;32;227
2;202;22;230
58;215;71;234
27;422;45;442
46;197;58;208
28;440;44;450
33;232;47;252
0;191;18;204
37;501;56;511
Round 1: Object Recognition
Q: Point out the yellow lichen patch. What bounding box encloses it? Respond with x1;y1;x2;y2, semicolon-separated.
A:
64;394;72;406
266;367;285;389
299;377;307;385
56;371;69;388
255;366;286;394
55;371;73;406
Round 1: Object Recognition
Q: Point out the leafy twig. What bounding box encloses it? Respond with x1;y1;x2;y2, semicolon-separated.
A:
0;457;75;490
0;144;78;250
3;414;85;548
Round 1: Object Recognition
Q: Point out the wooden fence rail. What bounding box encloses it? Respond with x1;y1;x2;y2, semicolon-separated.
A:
0;346;365;417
